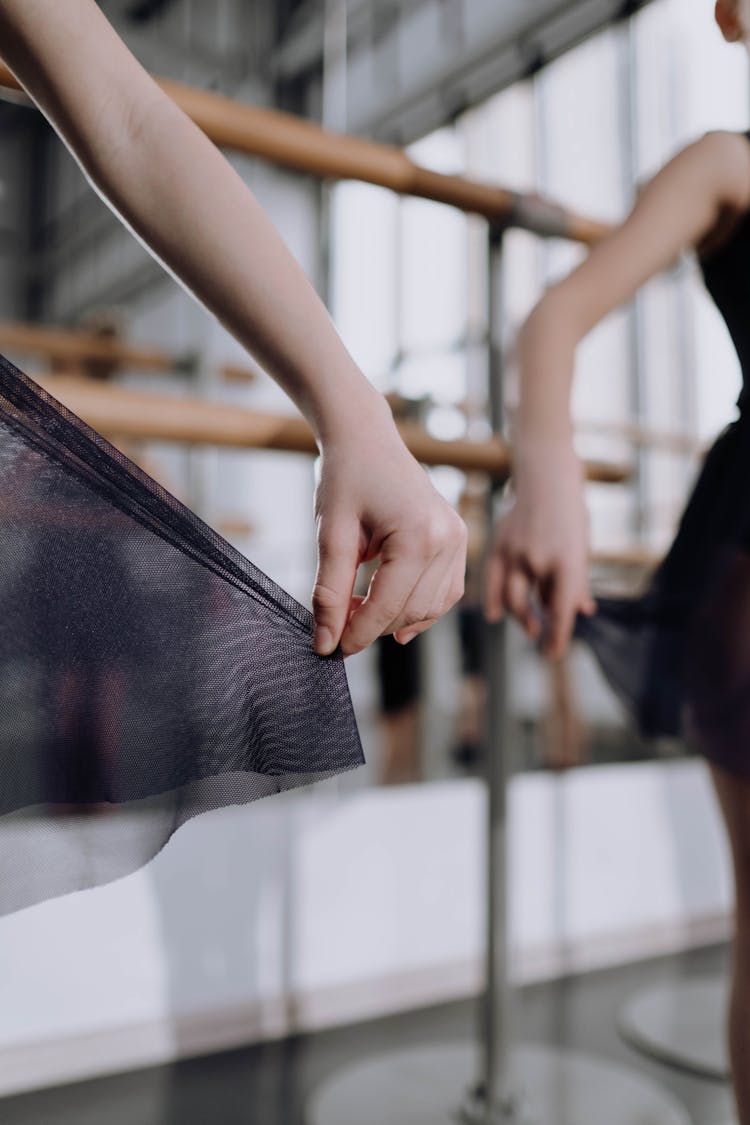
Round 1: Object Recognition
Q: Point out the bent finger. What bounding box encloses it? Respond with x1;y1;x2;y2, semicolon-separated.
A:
393;547;465;643
390;545;464;639
340;554;420;656
485;551;505;622
393;616;439;645
503;568;540;638
544;570;579;658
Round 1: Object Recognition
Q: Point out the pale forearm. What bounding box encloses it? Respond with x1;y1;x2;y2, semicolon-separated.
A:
0;0;388;444
514;291;581;462
81;93;388;441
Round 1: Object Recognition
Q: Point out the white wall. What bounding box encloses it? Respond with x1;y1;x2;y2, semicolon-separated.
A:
0;758;731;1096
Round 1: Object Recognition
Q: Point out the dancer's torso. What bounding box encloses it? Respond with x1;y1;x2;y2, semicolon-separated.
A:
699;129;750;410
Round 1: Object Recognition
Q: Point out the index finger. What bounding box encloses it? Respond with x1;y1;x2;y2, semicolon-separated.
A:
484;550;505;623
340;554;421;656
543;568;579;659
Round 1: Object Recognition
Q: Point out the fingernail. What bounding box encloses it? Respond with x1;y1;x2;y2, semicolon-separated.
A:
397;631;417;645
314;627;336;655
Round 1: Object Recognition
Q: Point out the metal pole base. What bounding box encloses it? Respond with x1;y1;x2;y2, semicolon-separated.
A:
306;1042;690;1125
618;976;730;1081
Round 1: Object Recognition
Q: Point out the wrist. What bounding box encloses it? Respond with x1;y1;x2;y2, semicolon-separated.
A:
314;376;396;449
512;427;577;467
511;432;583;490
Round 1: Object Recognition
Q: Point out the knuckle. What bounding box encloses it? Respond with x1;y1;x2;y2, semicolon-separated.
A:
401;607;428;629
368;598;403;628
414;511;463;556
413;520;441;555
311;582;340;613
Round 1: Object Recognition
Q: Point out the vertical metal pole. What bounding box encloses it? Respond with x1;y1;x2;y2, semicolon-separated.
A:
618;17;649;544
461;224;522;1124
481;225;511;1115
322;0;348;134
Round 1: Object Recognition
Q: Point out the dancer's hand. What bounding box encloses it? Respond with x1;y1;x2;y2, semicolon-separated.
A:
312;403;467;657
485;443;595;658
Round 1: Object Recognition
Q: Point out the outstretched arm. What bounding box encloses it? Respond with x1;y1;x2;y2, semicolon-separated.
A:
0;0;467;655
486;132;750;656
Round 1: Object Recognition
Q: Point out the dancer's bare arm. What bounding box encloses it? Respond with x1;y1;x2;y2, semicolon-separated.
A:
0;0;466;656
486;132;750;656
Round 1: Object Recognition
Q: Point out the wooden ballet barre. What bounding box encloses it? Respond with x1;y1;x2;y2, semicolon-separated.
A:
219;361;260;384
0;321;257;384
590;547;660;568
216;517;255;537
37;376;628;482
0;321;173;372
0;62;610;246
578;418;703;455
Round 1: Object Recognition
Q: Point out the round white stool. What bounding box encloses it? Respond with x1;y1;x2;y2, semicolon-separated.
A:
306;1042;691;1124
619;977;729;1081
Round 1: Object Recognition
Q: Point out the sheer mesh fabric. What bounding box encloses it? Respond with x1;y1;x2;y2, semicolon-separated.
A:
0;354;364;915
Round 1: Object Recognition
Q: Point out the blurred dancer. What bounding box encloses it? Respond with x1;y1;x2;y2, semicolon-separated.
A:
487;4;750;1117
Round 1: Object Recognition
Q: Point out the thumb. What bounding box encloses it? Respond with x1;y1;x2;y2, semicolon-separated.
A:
312;520;361;655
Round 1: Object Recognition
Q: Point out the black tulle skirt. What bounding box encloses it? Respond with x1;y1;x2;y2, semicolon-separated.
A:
575;407;750;777
0;355;363;915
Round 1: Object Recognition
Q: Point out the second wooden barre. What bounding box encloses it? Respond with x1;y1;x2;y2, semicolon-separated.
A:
0;321;258;383
0;62;610;245
39;377;628;483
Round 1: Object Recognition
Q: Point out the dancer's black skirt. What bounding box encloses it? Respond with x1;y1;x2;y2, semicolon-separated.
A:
576;408;750;776
0;354;363;915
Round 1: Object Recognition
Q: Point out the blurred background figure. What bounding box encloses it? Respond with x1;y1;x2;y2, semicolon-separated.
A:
452;475;487;772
